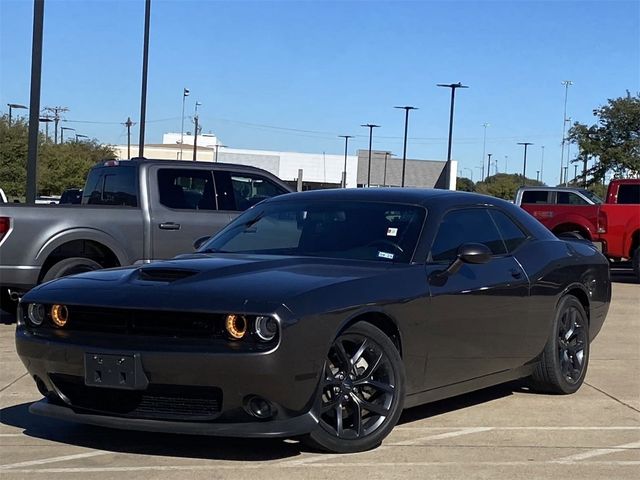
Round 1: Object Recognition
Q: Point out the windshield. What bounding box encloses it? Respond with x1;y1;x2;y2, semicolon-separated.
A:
201;200;426;263
579;189;603;204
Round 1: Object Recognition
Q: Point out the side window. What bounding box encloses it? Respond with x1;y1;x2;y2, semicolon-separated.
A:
82;167;138;207
617;184;640;204
557;192;588;205
157;169;215;210
489;210;528;252
214;171;288;211
430;209;506;262
521;190;549;204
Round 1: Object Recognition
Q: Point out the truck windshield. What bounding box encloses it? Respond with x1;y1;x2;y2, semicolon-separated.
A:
579;189;603;204
202;200;426;263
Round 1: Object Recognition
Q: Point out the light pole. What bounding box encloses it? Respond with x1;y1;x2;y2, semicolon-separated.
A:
138;0;151;158
394;106;417;187
180;87;189;160
60;126;74;143
38;117;53;140
540;145;545;183
486;153;493;181
338;135;354;188
361;123;380;187
504;155;508;174
536;170;540;182
7;103;27;125
214;143;227;163
481;123;489;180
437;82;469;189
559;80;573;185
518;142;533;186
75;134;88;142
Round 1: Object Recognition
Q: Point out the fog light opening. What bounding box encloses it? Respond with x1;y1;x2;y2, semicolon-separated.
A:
245;396;273;419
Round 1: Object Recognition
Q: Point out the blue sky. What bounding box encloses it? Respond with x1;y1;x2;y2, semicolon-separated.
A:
1;0;638;185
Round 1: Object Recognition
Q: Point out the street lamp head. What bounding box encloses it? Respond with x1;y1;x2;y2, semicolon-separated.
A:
394;106;418;111
437;83;469;89
8;103;28;109
361;124;380;128
183;88;190;97
38;117;53;123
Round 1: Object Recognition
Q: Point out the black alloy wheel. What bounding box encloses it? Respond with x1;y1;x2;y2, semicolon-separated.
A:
531;295;590;394
306;322;405;453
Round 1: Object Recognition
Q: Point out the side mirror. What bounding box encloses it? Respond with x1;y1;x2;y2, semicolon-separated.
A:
193;236;211;251
430;243;492;285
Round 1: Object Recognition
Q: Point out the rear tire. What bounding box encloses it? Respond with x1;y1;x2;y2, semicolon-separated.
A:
531;295;589;394
41;257;102;283
304;322;405;453
633;247;640;283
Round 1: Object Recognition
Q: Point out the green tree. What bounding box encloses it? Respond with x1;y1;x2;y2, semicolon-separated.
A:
475;173;543;201
568;92;640;184
0;115;115;198
456;176;475;192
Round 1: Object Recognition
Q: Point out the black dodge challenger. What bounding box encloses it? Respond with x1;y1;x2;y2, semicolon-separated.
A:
16;188;611;453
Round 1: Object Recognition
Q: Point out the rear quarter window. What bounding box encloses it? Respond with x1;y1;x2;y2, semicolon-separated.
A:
82;167;138;207
616;184;640;204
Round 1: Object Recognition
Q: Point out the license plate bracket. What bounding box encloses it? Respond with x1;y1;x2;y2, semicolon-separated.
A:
84;353;148;390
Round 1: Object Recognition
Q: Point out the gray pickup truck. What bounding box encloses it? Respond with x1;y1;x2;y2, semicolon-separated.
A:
0;159;292;310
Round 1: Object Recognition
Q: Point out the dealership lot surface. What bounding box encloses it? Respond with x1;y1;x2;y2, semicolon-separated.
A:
1;270;638;479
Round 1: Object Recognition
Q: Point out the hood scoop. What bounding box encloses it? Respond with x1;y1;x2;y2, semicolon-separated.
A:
137;267;199;283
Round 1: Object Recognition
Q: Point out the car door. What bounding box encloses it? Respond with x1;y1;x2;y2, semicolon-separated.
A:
423;207;531;389
149;166;233;260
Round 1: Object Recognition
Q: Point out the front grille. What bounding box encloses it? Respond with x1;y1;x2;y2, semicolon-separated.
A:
63;306;225;339
50;374;222;421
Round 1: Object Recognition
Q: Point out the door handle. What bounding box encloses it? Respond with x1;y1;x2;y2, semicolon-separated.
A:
509;268;522;279
159;222;181;230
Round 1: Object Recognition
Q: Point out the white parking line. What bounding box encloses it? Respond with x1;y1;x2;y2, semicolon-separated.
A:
0;451;110;470
393;426;640;431
552;441;640;463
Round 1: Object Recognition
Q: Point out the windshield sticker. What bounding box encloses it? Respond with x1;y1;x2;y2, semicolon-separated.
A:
386;227;398;237
378;251;394;260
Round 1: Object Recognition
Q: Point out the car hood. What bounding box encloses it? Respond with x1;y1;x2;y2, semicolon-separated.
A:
24;253;405;314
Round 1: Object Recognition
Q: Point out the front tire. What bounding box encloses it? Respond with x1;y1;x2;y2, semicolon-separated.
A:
531;295;590;394
305;322;405;453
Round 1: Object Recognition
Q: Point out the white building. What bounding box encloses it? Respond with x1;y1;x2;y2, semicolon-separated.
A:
114;132;455;190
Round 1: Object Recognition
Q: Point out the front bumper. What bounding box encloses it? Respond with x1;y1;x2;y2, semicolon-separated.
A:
16;326;325;438
29;400;318;438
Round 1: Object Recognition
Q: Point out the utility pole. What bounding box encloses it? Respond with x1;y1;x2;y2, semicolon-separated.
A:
394;106;417;187
559;80;573;185
481;123;489;180
361;123;380;187
192;101;201;161
486;153;492;181
43;106;69;144
518;142;534;186
338;135;354;188
123;117;135;159
582;156;588;187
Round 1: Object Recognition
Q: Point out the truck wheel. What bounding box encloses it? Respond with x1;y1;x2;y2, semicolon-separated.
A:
633;247;640;283
41;257;102;283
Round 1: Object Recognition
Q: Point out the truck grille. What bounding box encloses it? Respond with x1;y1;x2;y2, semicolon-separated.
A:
50;374;222;421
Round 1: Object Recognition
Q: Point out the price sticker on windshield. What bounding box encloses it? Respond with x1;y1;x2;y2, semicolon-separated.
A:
386;227;398;237
378;251;394;260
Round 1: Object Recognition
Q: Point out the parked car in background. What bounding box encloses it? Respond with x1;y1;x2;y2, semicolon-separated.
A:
516;179;640;281
17;188;611;453
35;195;61;204
59;188;83;204
0;159;292;311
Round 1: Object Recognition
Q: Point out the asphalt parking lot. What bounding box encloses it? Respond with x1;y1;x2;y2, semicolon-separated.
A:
1;269;638;479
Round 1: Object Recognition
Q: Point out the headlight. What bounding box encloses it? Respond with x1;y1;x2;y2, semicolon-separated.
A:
225;314;247;340
255;315;278;341
27;303;45;326
51;304;69;328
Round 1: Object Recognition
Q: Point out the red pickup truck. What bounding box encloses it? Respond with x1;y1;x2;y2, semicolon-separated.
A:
515;179;640;280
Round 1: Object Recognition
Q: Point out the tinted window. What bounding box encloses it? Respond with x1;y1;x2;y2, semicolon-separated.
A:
557;191;588;205
82;167;138;207
431;209;506;262
158;169;215;210
617;184;640;204
204;201;426;263
489;210;528;252
521;191;549;204
214;171;287;211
